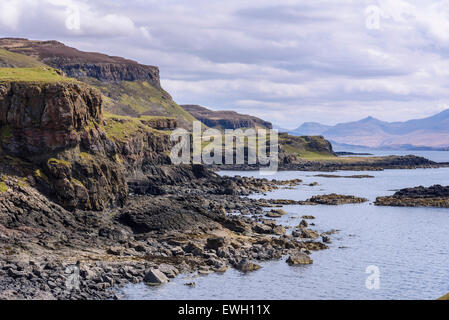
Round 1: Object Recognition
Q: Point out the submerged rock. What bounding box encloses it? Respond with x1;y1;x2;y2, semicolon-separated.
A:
235;259;261;272
307;194;368;205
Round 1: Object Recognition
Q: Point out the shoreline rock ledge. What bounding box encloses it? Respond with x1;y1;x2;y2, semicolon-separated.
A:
375;184;449;208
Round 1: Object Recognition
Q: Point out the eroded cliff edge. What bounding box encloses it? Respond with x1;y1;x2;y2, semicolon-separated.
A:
0;78;331;300
0;80;181;211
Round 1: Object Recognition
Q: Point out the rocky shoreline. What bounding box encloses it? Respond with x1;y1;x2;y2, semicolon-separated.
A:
0;172;334;300
375;185;449;208
211;154;444;172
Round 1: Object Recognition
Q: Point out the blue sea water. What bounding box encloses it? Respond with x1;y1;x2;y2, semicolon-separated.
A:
123;166;449;300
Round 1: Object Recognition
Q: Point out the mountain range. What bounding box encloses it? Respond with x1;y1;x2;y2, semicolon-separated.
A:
290;110;449;150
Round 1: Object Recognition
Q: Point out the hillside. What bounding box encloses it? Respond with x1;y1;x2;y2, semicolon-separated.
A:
0;48;45;68
0;38;196;128
291;111;449;149
182;104;272;130
0;38;336;160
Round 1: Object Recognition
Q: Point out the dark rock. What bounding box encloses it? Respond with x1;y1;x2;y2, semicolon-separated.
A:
286;253;313;265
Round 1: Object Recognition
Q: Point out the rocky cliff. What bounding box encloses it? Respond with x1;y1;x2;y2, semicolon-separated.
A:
0;79;184;212
0;38;196;128
0;38;160;86
182;104;272;130
0;80;129;211
0;81;102;156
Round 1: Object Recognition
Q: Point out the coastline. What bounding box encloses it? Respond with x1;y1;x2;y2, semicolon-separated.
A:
209;155;446;172
2;154;448;299
0;172;329;300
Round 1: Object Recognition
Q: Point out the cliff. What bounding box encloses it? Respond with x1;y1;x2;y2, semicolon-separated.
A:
182;104;272;130
0;78;182;211
0;38;196;128
0;38;160;85
279;133;336;161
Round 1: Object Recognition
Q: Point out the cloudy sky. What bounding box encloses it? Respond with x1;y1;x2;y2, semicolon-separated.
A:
2;0;449;129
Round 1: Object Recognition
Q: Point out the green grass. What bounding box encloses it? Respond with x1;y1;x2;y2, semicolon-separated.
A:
84;78;197;128
0;48;44;68
278;133;337;159
103;113;173;141
34;169;49;183
103;115;152;141
47;158;71;168
0;182;8;193
0;67;72;82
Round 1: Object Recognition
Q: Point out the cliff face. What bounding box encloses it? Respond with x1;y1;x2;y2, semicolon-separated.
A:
182;104;272;130
0;81;102;156
46;59;160;85
0;38;196;128
0;38;160;86
0;81;129;211
0;79;187;211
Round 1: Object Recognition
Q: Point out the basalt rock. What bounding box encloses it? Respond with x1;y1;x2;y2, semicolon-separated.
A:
286;252;313;265
307;194;368;205
375;184;449;208
0;81;127;211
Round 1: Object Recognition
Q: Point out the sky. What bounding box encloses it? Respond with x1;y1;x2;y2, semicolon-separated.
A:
2;0;449;129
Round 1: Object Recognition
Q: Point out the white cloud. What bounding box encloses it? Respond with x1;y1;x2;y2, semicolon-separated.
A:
2;0;449;128
0;0;23;30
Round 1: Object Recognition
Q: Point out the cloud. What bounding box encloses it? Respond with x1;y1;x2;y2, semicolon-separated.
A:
0;0;23;30
2;0;449;128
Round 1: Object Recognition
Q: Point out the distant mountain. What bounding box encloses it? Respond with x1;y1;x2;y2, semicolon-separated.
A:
181;105;272;130
290;110;449;149
292;122;332;135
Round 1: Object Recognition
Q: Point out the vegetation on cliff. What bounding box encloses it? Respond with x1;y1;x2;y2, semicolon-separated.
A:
0;38;197;128
0;48;44;68
86;78;196;128
0;67;70;82
182;104;272;130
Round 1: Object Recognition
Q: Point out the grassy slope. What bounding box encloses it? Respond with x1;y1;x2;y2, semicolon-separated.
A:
103;113;170;141
83;78;196;129
0;67;71;82
0;49;71;83
0;48;44;68
279;134;337;160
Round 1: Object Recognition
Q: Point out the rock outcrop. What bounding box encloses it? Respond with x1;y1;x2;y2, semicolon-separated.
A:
0;80;127;211
0;81;102;156
182;104;272;130
0;38;197;129
375;184;449;207
0;38;160;86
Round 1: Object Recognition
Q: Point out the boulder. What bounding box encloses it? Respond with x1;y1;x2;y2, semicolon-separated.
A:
235;259;261;272
144;268;169;285
158;264;179;278
298;219;308;228
286;253;313;265
206;237;227;250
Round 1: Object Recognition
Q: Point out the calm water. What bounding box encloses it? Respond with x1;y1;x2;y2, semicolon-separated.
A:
123;167;449;300
336;149;449;163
